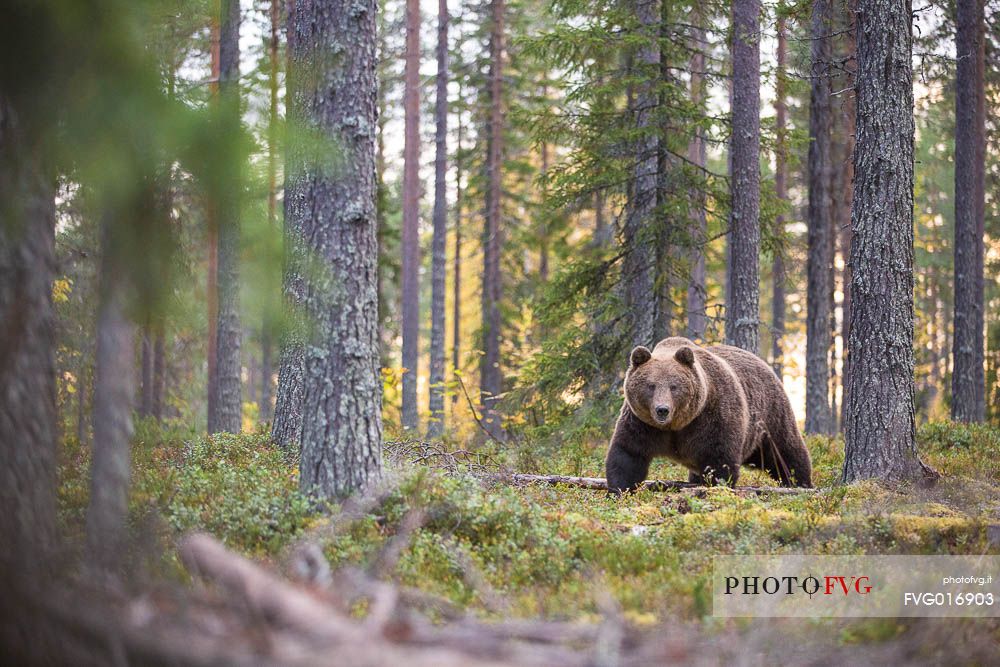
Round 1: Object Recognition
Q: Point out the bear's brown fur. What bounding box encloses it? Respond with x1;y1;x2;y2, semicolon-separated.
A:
605;337;812;492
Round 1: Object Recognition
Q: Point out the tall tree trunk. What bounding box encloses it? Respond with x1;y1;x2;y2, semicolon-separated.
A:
653;0;673;340
951;0;985;423
260;0;280;424
539;135;550;283
272;0;304;450
0;97;58;575
842;0;934;483
206;17;220;432
87;220;135;571
805;0;834;434
725;0;761;353
686;18;707;342
771;11;788;377
623;0;659;346
452;81;463;408
972;0;985;420
290;0;382;498
839;0;857;429
209;0;243;435
401;0;421;432
428;0;449;438
152;327;165;420
480;0;506;440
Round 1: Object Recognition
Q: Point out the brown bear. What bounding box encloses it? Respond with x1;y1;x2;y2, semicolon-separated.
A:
605;336;812;493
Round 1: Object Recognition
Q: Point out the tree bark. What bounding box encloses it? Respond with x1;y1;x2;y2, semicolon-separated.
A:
771;12;787;377
725;0;761;354
623;0;659;347
208;0;243;435
401;0;422;432
805;0;834;434
428;0;449;438
290;0;383;498
260;0;281;425
838;0;857;430
87;219;136;571
972;0;985;420
0;96;58;575
480;0;506;440
206;18;220;433
842;0;934;484
686;18;707;342
951;0;985;423
272;0;304;452
452;81;463;409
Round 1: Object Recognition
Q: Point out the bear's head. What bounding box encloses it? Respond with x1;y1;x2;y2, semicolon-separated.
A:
624;345;707;430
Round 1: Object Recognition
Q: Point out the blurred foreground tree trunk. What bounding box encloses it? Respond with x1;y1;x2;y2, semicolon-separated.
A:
0;97;58;575
289;0;382;498
951;0;985;423
209;0;243;434
842;0;934;484
86;220;135;571
428;0;449;438
805;0;834;434
725;0;761;354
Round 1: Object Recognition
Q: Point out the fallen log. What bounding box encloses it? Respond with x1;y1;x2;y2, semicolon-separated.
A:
504;473;819;495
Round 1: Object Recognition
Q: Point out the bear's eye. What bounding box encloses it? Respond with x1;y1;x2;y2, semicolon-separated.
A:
647;382;656;392
669;383;678;391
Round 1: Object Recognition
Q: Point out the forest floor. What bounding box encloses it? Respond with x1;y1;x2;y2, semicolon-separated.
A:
55;420;1000;663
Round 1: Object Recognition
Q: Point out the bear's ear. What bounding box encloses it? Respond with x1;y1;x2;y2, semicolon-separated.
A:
674;346;695;367
629;346;652;368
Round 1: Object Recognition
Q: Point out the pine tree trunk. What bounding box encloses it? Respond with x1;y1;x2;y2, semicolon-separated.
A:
480;0;506;440
726;0;761;354
428;0;449;438
771;13;787;377
623;0;659;347
539;136;550;283
209;0;243;435
206;19;220;432
842;0;933;484
260;0;280;425
272;0;304;449
805;0;834;434
839;0;857;429
452;85;463;408
87;220;135;571
401;0;422;432
290;0;382;498
0;96;59;574
686;19;707;342
951;0;985;423
972;0;985;420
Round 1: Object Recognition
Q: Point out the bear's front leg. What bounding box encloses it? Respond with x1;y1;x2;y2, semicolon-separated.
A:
688;454;740;487
605;442;651;495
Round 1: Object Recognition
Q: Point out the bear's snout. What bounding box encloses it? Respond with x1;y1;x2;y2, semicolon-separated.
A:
654;405;670;422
